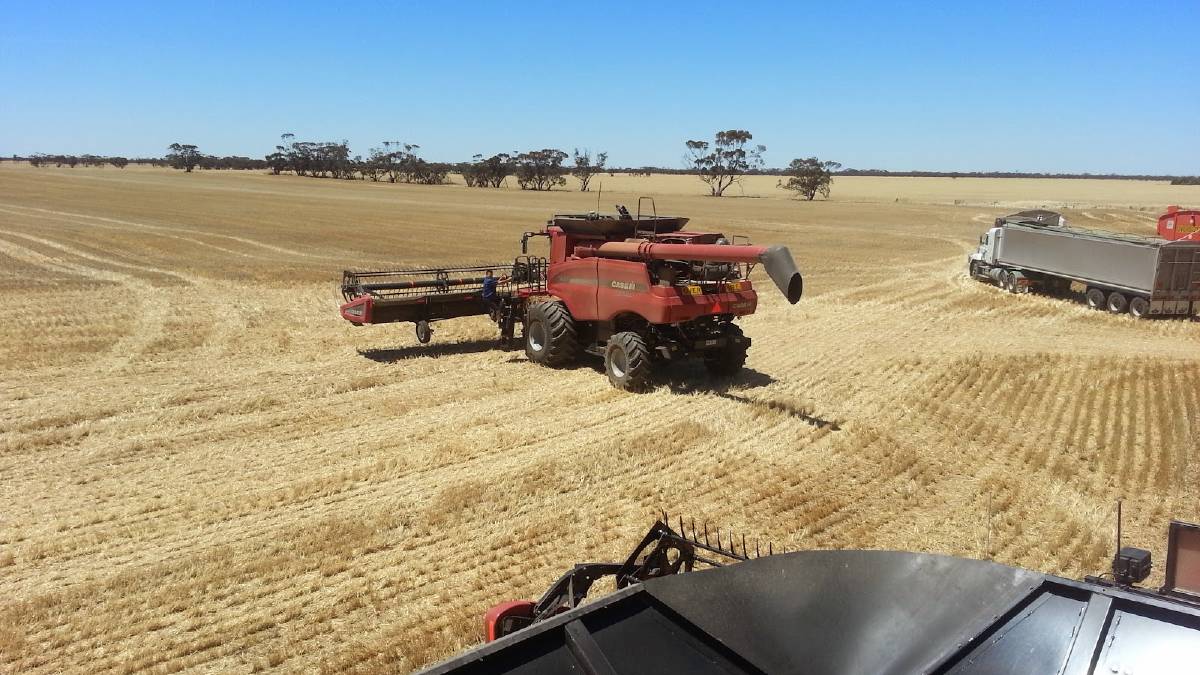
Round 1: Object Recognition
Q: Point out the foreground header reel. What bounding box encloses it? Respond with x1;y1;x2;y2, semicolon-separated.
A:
484;513;778;641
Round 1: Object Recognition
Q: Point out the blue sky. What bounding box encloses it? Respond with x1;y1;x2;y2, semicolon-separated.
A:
2;1;1197;173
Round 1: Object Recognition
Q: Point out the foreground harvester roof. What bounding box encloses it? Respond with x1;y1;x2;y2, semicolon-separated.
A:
421;550;1200;675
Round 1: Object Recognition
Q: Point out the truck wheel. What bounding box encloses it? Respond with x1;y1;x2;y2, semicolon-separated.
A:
1129;296;1150;319
1085;288;1106;310
1002;270;1018;293
604;332;652;392
524;301;579;367
704;324;749;376
1106;292;1128;314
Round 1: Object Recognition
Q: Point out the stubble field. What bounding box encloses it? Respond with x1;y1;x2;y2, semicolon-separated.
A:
1;165;1198;673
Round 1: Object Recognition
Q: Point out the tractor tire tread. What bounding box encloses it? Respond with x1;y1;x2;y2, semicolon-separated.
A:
606;331;652;392
525;301;579;367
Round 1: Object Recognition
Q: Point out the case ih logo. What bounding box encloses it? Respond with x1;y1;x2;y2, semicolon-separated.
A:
610;280;638;291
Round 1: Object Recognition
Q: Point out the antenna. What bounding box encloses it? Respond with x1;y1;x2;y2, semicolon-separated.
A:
1116;498;1122;555
1110;498;1152;586
985;492;992;560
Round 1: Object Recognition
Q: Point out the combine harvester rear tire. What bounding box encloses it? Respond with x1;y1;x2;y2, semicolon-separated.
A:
524;301;579;367
605;332;652;391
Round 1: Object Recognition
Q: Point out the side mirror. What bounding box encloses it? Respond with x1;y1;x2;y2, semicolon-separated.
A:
521;233;529;254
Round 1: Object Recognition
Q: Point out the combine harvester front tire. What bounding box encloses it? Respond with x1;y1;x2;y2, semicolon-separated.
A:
524;301;579;367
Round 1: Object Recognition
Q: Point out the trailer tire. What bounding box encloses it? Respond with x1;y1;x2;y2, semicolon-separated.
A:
604;332;652;392
1129;296;1150;319
1085;287;1106;310
704;324;749;377
524;301;579;367
415;320;432;344
1106;292;1128;314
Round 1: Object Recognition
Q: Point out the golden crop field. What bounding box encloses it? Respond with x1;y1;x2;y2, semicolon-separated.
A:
1;164;1198;673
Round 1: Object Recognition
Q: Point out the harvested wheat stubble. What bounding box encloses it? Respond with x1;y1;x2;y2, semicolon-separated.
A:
0;164;1197;673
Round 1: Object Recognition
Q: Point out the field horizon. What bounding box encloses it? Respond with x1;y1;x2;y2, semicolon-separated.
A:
1;165;1197;673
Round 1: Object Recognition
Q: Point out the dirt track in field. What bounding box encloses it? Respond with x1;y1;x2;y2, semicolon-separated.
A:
1;165;1198;673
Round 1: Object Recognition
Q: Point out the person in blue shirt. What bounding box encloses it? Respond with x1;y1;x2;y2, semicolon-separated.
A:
481;269;509;317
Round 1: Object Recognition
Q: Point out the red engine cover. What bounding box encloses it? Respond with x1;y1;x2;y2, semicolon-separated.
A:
548;258;757;323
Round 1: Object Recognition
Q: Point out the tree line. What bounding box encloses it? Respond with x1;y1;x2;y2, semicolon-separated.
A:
20;152;269;171
253;135;610;192
26;154;131;169
17;135;1189;196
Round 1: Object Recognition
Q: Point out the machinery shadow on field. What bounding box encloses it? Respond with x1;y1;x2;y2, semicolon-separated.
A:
661;364;841;429
660;364;776;393
714;391;843;430
357;339;502;362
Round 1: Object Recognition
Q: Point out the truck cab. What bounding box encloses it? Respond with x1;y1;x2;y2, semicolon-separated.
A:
970;227;1000;268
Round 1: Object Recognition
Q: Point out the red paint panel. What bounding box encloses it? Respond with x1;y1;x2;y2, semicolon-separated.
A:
547;257;599;320
484;600;534;642
596;259;655;320
339;295;373;324
1159;206;1200;241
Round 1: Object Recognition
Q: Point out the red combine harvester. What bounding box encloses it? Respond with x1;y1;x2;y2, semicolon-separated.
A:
1160;205;1200;241
339;202;802;390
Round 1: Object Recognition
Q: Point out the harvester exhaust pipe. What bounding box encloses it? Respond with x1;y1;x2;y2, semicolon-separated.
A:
586;240;804;304
759;245;803;305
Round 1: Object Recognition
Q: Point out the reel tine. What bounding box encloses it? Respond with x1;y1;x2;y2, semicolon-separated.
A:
704;522;709;546
742;534;748;558
690;517;696;542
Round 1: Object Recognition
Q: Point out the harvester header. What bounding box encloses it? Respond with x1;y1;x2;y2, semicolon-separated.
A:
339;201;803;390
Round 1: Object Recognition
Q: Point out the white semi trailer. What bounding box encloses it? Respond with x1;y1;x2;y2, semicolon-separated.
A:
969;211;1200;318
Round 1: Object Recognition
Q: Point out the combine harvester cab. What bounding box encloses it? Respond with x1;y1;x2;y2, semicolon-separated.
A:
339;202;803;390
